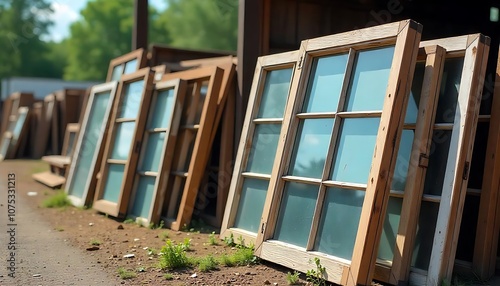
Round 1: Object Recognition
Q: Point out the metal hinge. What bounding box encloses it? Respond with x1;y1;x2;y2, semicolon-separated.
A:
418;153;429;168
297;56;303;70
463;161;470;180
261;223;265;234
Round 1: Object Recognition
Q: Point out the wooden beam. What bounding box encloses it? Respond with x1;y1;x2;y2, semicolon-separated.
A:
132;0;148;51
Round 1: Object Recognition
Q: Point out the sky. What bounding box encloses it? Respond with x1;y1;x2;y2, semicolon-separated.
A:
45;0;168;42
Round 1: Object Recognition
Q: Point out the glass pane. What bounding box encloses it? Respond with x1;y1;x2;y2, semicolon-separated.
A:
65;132;76;156
315;188;364;260
289;119;334;178
119;80;144;118
257;68;293;118
411;201;439;270
111;122;136;160
302;54;348;113
102;164;125;202
405;63;425;124
274;182;318;248
377;197;402;261
68;92;111;198
140;132;165;172
331;118;380;184
130;176;156;219
233;178;269;233
345;46;395;112
111;65;123;81
194;82;208;123
0;137;11;158
423;130;452;196
391;130;415;191
13;112;27;137
435;58;464;123
123;58;138;74
246;124;281;174
150;88;175;129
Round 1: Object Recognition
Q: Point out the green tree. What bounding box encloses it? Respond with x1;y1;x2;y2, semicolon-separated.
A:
0;0;54;78
64;0;170;81
160;0;238;51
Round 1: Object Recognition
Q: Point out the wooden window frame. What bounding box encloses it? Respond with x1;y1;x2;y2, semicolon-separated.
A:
93;68;154;217
106;48;147;82
33;94;56;158
0;107;30;160
126;78;188;226
220;50;299;246
159;66;224;230
65;81;119;207
253;20;422;286
61;123;79;157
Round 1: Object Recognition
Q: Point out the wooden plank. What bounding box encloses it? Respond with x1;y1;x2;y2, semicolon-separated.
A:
65;81;119;207
32;171;65;189
426;34;489;285
29;101;43;158
473;48;500;280
42;155;71;168
386;45;446;285
93;68;154;217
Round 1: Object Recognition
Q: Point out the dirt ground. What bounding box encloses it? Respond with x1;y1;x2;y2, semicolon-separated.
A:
0;160;312;286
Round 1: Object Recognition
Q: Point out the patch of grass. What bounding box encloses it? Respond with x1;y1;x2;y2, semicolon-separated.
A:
286;270;300;285
123;218;135;224
158;240;191;270
148;220;165;229
117;267;136;280
41;191;71;208
163;273;174;280
147;248;158;256
54;226;64;232
219;247;258;267
90;238;101;246
306;258;326;286
223;232;236;247
196;255;219;272
160;231;169;241
181;238;192;251
207;231;218;245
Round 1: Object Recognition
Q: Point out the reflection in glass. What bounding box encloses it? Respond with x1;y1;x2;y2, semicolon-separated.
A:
331;118;379;184
130;176;156;218
411;201;439;270
123;59;138;75
315;188;364;260
111;65;124;81
66;132;76;156
274;182;318;248
289;119;334;178
68;92;111;198
149;89;175;129
12;111;27;138
234;178;269;233
246;124;281;174
435;58;464;123
391;130;415;191
0;137;11;158
111;122;135;160
258;68;293;118
423;130;452;196
102;164;125;202
302;54;348;113
119;80;144;118
346;46;395;112
140;132;165;172
377;197;402;261
405;63;425;124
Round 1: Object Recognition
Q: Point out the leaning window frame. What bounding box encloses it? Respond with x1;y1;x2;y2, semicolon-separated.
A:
106;48;147;82
254;20;422;286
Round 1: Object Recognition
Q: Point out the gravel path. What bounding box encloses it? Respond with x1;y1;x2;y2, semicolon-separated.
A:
0;169;119;286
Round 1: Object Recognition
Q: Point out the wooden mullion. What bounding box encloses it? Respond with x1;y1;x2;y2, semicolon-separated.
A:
295;112;337;119
281;175;322;185
322;180;368;190
337;48;357;113
252;118;283;124
241;172;272;180
347;20;421;286
386;45;446;285
336;111;383;118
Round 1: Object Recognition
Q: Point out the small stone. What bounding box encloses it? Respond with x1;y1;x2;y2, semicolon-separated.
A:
117;225;124;230
86;246;99;251
123;254;135;258
134;238;140;241
234;273;240;276
122;240;129;243
190;273;197;278
27;192;37;196
33;274;42;278
264;280;271;285
273;283;278;286
143;247;148;250
89;223;94;226
245;271;251;275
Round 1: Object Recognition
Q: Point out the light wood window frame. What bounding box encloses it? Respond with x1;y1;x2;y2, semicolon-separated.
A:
159;66;224;230
93;68;155;217
62;123;79;157
0;107;30;160
65;81;119;207
220;50;299;246
254;20;422;286
106;48;147;82
126;78;188;226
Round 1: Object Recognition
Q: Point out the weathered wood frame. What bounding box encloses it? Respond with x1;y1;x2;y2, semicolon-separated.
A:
65;81;118;207
33;94;56;158
220;50;299;245
93;69;154;216
106;48;147;82
61;123;79;157
253;20;422;286
127;79;187;226
159;66;224;230
6;106;31;159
